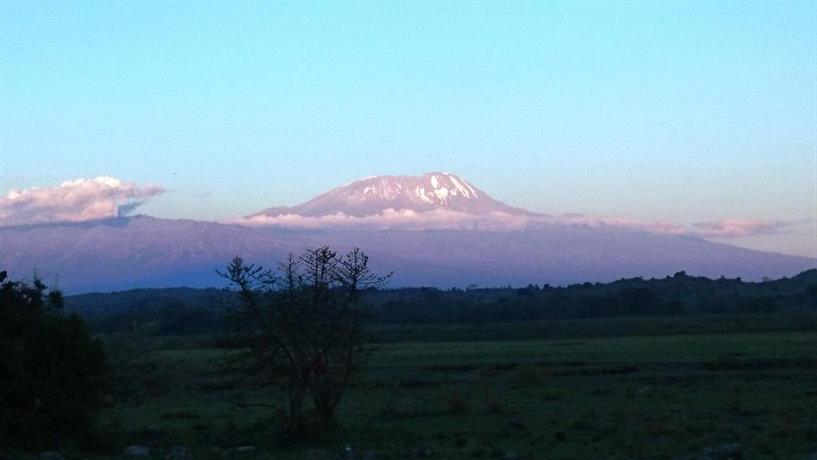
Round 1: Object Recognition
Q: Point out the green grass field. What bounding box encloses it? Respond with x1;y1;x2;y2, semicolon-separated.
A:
53;325;815;460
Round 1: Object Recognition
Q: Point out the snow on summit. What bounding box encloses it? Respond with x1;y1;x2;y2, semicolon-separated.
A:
251;172;536;219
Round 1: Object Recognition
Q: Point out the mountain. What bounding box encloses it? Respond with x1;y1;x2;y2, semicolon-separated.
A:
251;172;536;218
1;173;814;293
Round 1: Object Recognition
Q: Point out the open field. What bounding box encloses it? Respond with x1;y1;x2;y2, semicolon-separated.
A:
13;322;812;460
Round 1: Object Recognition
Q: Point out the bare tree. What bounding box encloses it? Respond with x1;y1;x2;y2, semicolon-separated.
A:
218;246;389;432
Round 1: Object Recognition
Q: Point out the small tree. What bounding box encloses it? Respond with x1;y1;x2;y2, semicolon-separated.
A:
218;247;389;432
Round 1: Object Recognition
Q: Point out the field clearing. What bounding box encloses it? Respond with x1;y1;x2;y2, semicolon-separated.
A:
66;328;817;460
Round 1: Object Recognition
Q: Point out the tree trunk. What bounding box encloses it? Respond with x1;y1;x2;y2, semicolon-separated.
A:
286;381;307;434
312;382;341;427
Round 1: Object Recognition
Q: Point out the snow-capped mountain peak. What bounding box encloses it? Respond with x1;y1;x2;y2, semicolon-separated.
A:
251;172;535;218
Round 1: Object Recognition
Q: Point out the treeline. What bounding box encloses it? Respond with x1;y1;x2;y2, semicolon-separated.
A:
68;287;236;334
371;270;817;324
66;270;817;334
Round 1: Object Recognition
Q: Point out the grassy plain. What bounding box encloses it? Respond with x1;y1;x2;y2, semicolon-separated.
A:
11;316;817;459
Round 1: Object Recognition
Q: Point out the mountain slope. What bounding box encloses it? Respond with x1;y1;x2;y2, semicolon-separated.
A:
1;215;814;293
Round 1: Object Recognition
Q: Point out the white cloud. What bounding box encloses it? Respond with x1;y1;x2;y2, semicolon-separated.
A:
231;209;790;239
0;177;164;226
231;208;533;231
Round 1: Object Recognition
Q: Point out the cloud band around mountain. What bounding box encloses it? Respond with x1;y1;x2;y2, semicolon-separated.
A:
233;209;790;239
0;177;164;226
235;209;534;231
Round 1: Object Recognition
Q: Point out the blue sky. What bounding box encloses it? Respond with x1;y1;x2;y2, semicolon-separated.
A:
1;2;815;256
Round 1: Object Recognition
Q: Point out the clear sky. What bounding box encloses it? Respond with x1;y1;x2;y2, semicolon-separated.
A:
1;2;815;256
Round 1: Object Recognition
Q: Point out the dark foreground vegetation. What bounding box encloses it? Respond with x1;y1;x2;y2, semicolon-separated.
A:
2;261;817;459
0;271;107;450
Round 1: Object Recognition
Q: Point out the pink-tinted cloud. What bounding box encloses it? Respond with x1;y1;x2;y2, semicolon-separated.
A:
553;214;688;235
232;209;790;239
691;219;789;238
0;177;164;226
554;214;789;238
232;208;533;231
